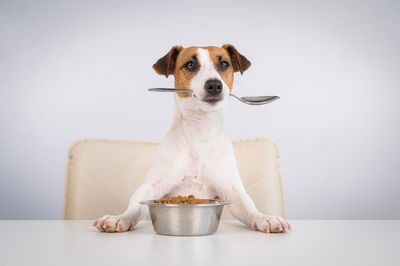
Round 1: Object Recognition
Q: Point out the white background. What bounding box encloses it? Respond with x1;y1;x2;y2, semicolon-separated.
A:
0;0;399;219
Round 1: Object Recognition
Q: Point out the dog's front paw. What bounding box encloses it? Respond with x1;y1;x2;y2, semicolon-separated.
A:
251;215;291;233
93;214;134;233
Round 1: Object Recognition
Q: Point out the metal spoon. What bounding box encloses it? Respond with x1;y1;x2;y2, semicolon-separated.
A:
148;88;280;105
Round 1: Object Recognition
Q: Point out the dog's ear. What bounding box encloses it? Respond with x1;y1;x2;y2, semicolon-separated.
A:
222;44;251;74
153;46;182;77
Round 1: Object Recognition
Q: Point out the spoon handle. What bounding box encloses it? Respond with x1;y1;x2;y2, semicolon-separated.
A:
148;88;279;106
149;88;192;93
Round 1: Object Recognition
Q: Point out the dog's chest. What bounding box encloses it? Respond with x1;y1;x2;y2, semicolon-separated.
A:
167;105;225;198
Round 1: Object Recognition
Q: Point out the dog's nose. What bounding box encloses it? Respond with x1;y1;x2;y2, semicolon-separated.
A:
204;79;223;96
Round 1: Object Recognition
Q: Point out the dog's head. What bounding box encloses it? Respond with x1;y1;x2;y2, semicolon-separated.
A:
153;45;251;110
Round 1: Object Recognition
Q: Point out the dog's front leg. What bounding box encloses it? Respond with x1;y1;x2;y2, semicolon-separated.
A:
93;182;162;232
93;139;185;233
212;148;290;233
227;183;290;233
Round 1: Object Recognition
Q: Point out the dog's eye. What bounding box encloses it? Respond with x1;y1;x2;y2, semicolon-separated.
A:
219;61;230;70
184;61;196;71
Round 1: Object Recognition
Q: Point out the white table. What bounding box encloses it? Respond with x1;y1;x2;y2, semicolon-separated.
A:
0;220;398;266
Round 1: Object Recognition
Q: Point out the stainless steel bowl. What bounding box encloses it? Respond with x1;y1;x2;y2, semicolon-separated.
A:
140;200;229;236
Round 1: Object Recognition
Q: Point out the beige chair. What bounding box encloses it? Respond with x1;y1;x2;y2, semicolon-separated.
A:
63;138;286;220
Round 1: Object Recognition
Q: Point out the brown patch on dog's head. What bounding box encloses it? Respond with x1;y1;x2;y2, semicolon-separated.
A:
204;46;235;91
173;47;200;98
153;46;195;98
153;44;251;97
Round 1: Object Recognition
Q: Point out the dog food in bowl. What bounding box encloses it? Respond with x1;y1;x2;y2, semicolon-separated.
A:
153;194;215;204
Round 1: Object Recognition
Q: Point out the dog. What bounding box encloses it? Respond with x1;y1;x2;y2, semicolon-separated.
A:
93;44;291;233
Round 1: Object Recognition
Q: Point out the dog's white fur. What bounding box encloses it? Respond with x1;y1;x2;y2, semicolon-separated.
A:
94;48;290;233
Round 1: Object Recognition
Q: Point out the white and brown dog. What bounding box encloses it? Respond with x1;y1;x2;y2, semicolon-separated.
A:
93;44;290;233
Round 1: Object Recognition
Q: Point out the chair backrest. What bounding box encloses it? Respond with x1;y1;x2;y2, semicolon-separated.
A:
63;138;286;220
